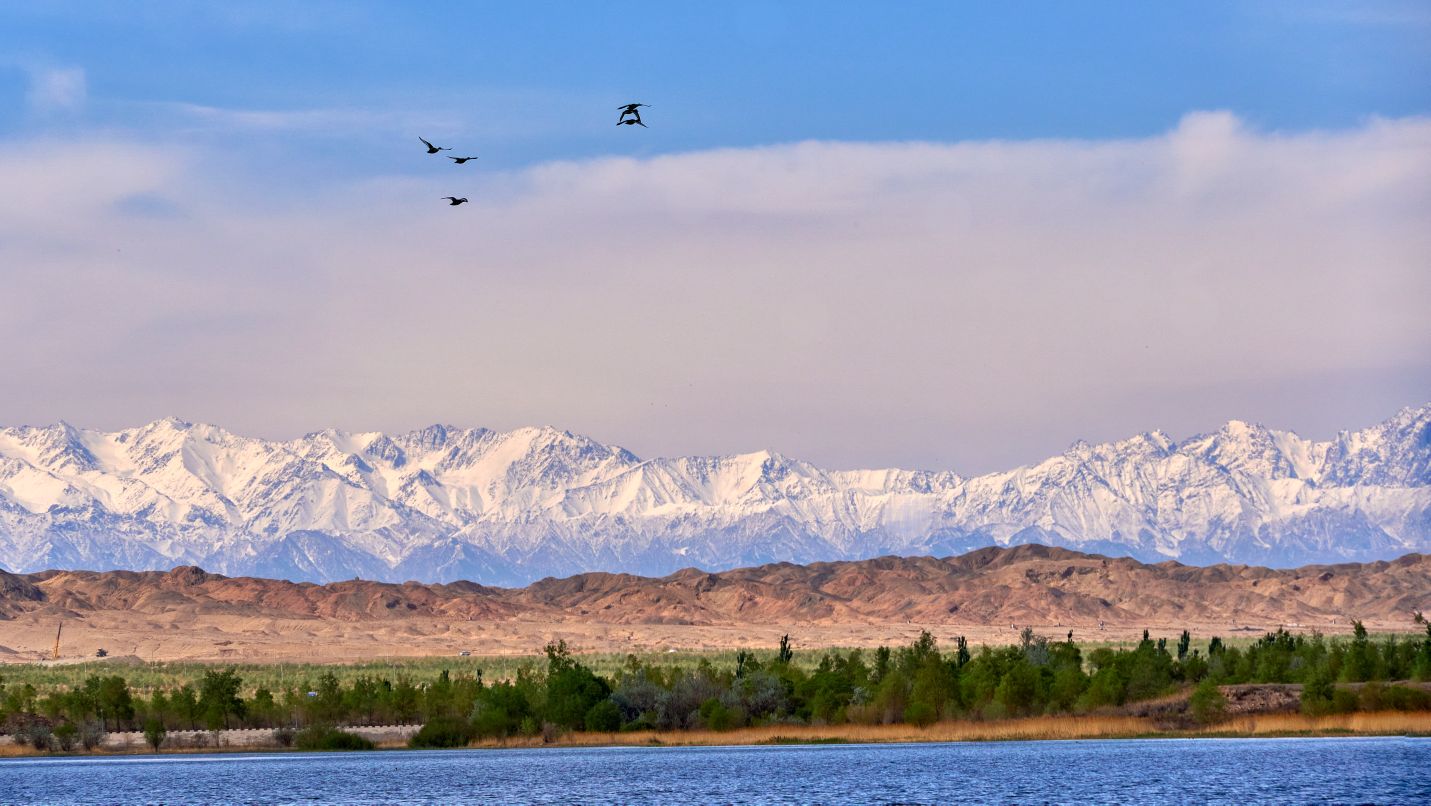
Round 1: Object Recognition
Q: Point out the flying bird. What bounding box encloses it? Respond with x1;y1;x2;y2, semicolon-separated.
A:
419;137;451;154
617;117;647;128
442;196;469;206
618;104;649;126
447;156;478;164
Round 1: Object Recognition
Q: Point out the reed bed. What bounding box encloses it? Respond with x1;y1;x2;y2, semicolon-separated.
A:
2;711;1424;757
1207;711;1431;737
467;711;1431;750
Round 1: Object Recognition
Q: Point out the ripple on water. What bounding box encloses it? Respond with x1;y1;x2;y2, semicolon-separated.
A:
0;737;1428;805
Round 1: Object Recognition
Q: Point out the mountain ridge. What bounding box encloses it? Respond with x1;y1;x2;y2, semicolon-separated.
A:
1;405;1427;584
2;545;1426;629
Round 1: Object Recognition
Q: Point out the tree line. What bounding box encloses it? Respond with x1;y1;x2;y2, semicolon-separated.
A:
3;619;1429;751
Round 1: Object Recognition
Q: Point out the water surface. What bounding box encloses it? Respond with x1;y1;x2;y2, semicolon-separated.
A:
1;737;1427;805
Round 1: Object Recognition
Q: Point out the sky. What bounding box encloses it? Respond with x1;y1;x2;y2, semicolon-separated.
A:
1;1;1429;475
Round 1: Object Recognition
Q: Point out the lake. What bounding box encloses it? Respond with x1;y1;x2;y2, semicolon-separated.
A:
1;737;1427;805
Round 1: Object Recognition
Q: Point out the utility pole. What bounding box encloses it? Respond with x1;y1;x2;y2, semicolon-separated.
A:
52;621;63;660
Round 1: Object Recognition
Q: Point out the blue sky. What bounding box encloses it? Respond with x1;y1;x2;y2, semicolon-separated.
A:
4;1;1429;162
1;2;1428;473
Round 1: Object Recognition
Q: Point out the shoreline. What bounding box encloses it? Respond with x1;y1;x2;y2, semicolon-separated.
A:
3;712;1427;759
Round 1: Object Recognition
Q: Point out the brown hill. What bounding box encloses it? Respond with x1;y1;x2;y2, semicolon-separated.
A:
513;545;1430;627
2;546;1427;662
7;565;516;622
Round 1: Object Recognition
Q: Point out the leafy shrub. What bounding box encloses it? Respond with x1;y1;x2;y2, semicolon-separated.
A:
17;723;52;750
620;712;657;732
294;725;374;751
904;701;937;727
1379;685;1431;712
584;700;622;732
1188;680;1226;725
408;716;473;748
1331;689;1359;714
271;726;295;747
697;698;743;731
1301;670;1336;716
79;721;106;750
53;722;78;751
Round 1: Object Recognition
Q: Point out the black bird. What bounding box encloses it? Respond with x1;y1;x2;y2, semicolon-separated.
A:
447;156;478;164
419;137;451;154
618;103;649;115
442;196;469;206
617;117;647;128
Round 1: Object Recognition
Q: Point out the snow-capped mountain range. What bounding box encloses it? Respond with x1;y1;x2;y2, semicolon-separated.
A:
1;406;1428;584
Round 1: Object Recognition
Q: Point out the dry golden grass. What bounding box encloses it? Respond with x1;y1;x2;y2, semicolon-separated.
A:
470;710;1431;749
1206;711;1431;737
3;711;1425;757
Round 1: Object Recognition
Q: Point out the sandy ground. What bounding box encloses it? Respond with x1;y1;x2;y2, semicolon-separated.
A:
0;611;1397;664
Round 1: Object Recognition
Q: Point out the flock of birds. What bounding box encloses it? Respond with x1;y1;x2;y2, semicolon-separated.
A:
426;103;651;207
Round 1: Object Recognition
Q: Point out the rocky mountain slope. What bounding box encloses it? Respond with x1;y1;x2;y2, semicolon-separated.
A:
0;406;1427;584
2;546;1426;629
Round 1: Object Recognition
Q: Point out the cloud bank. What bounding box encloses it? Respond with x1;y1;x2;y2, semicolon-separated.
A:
1;112;1428;472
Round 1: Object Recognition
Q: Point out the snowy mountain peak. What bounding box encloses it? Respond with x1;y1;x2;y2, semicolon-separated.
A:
1;405;1427;584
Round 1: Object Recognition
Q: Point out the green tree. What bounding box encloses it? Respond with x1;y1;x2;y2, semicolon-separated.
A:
1124;641;1174;702
99;676;135;731
143;716;167;752
1414;611;1431;681
872;646;892;684
1342;621;1375;682
198;668;246;730
734;650;754;679
1077;666;1125;710
309;671;346;723
954;636;971;668
172;686;200;730
1301;667;1336;716
470;681;531;738
994;659;1041;717
1048;663;1088;712
249;688;278;728
544;642;611;730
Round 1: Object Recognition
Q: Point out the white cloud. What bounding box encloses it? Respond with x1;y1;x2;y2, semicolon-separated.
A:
24;66;86;115
0;113;1427;473
155;102;400;132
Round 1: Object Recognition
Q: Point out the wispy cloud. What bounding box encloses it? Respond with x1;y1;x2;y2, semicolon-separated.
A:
24;65;85;115
157;102;400;133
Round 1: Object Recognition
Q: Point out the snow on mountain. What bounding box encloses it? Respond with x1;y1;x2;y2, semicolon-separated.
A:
1;406;1427;584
